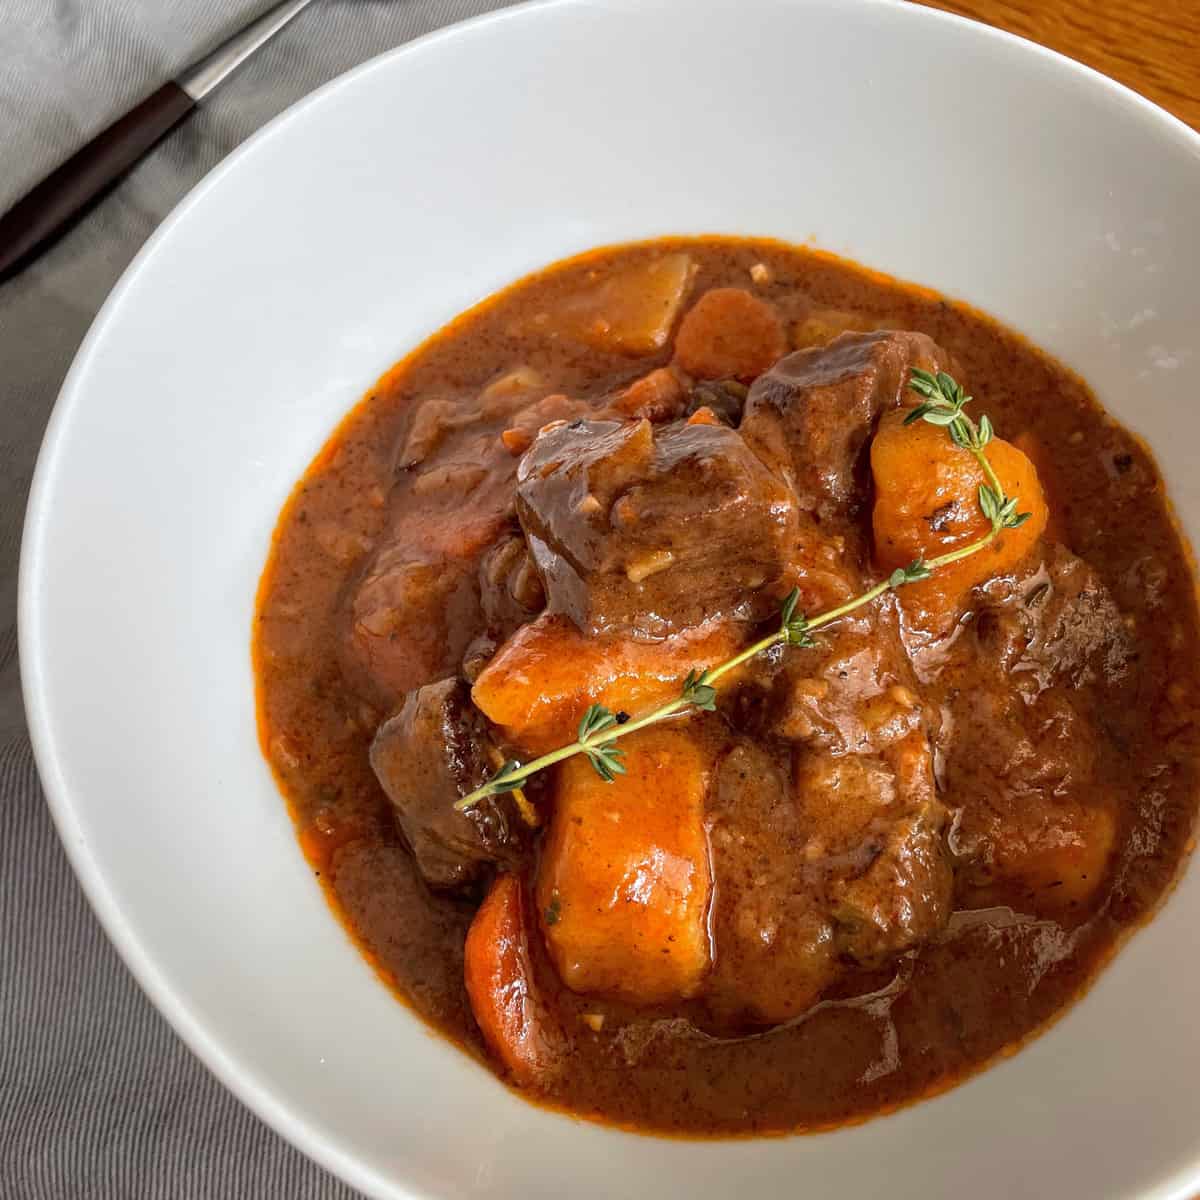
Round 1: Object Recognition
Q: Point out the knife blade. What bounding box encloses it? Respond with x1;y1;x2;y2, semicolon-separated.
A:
0;0;316;282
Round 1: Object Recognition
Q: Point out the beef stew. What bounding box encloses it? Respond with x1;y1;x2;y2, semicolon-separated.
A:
253;237;1200;1135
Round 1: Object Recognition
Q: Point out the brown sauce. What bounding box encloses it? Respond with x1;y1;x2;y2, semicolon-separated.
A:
253;237;1200;1135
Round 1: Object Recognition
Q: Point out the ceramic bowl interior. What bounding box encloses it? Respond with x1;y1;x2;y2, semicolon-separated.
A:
20;1;1200;1197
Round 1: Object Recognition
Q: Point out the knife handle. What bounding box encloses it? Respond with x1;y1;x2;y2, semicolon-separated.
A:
0;81;194;281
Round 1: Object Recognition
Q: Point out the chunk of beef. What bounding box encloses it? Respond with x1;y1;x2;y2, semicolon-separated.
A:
975;543;1131;698
811;734;953;964
461;532;548;682
369;678;529;889
832;802;950;960
740;330;948;520
928;548;1131;915
516;417;800;639
341;552;484;710
940;683;1119;915
397;398;485;469
752;598;933;755
703;740;838;1027
479;533;546;633
703;731;951;1028
339;430;516;710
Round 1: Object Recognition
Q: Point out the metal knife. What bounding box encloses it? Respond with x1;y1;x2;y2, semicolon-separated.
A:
0;0;316;282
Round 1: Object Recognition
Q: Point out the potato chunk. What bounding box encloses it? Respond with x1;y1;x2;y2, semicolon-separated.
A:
792;308;893;350
525;254;696;355
536;727;714;1005
871;408;1048;632
471;612;744;753
464;874;566;1086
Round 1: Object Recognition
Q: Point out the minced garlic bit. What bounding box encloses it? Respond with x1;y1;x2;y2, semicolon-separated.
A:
625;548;675;583
581;1013;605;1032
749;262;773;285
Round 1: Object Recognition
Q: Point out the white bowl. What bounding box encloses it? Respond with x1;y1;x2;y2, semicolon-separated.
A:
19;0;1200;1196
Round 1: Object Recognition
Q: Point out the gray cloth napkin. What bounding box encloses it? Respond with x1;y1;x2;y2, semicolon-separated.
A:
0;3;516;1195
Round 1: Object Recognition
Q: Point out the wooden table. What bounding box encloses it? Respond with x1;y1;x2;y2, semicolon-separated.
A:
916;0;1200;130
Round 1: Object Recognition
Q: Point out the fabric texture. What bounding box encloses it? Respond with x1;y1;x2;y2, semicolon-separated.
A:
0;3;516;1195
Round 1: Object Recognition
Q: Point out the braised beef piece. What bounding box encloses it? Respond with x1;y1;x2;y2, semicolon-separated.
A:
740;330;948;520
462;530;549;681
720;521;951;980
974;543;1131;696
931;545;1133;913
753;651;952;962
703;740;838;1027
369;678;530;889
516;417;800;640
821;734;952;964
339;424;520;709
939;682;1120;911
703;731;951;1029
340;551;484;711
478;530;546;635
750;600;934;755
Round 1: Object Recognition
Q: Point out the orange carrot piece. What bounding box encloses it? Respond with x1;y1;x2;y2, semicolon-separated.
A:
536;727;714;1004
471;614;744;754
674;288;786;381
611;366;687;422
871;410;1048;633
463;874;564;1086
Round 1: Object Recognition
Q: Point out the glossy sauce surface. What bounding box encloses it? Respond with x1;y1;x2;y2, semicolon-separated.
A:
254;238;1200;1134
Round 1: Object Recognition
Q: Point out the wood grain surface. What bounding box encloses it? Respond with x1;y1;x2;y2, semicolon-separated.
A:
914;0;1200;130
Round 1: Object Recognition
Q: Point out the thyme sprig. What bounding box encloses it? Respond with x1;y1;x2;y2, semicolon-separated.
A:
455;370;1028;812
906;369;1031;533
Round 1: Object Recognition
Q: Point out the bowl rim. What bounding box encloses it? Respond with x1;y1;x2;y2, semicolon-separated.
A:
17;1;1200;1197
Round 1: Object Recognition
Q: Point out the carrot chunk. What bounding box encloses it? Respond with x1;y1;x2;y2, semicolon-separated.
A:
471;613;744;754
871;409;1048;632
536;727;714;1004
463;874;565;1086
610;366;687;422
674;288;787;381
